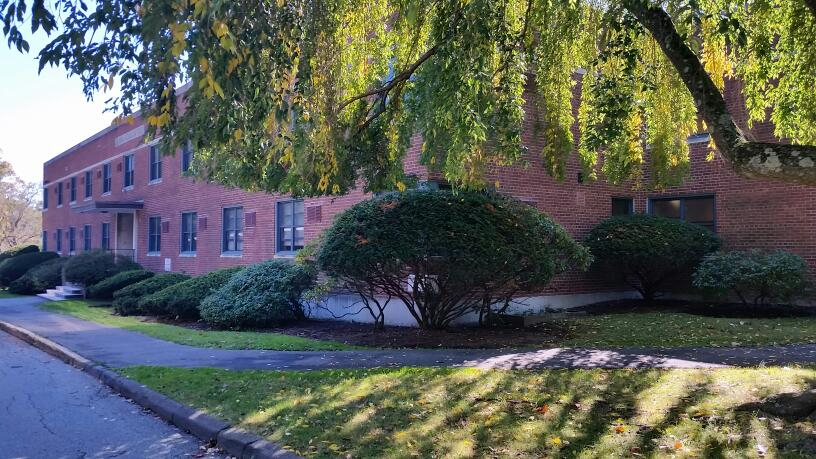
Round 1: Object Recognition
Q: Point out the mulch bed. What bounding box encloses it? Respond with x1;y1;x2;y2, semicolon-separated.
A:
571;299;816;318
165;318;576;349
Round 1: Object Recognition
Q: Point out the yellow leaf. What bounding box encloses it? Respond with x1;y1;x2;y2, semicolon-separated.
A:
550;436;562;446
234;128;243;141
396;181;406;192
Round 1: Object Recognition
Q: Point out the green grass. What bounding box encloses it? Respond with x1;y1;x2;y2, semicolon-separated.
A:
0;290;21;298
562;312;816;348
40;300;359;351
124;366;816;458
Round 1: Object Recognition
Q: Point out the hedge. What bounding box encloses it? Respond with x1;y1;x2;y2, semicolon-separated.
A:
8;257;69;294
139;266;243;320
200;260;314;329
62;250;141;287
0;245;39;263
112;273;190;316
0;251;59;287
86;269;155;300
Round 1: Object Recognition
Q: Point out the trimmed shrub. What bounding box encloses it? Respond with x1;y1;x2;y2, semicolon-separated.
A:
314;190;591;329
0;245;39;262
112;273;190;316
200;260;314;329
62;250;141;287
86;269;155;300
0;251;59;287
8;257;69;294
585;214;721;301
139;267;244;320
694;250;810;306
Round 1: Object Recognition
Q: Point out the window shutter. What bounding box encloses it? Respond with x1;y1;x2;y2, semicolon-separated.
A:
306;205;322;223
161;221;170;234
198;216;207;230
245;211;257;228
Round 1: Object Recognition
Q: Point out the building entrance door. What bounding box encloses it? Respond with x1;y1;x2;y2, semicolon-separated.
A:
115;213;136;260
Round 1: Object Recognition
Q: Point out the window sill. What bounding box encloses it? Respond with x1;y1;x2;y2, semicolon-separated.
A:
274;252;298;259
123;186;134;192
84;197;92;202
148;179;162;185
57;205;63;208
101;191;112;197
70;201;77;206
179;252;197;257
147;252;161;257
220;252;243;258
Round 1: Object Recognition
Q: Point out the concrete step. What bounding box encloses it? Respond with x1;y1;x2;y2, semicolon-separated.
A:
56;285;83;295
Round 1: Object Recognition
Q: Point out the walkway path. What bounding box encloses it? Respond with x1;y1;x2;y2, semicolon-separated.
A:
2;296;816;370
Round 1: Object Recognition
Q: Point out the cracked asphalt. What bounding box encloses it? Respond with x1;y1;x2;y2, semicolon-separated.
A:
0;332;226;459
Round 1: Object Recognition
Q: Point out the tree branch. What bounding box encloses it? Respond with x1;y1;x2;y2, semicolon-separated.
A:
624;0;816;186
806;0;816;18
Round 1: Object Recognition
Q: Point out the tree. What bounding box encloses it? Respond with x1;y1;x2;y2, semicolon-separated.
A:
2;0;815;196
0;151;40;251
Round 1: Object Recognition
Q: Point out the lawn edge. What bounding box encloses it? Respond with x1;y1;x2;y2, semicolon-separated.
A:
0;319;303;459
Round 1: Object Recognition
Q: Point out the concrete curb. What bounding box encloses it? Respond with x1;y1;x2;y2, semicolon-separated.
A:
0;320;302;459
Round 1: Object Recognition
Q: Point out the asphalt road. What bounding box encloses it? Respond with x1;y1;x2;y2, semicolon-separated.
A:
0;332;226;459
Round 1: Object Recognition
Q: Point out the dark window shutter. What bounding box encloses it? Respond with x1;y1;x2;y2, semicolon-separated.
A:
245;211;257;228
198;217;207;230
161;221;170;234
306;205;322;223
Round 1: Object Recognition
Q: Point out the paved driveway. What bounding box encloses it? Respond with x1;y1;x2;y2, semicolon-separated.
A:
0;331;225;459
2;296;816;370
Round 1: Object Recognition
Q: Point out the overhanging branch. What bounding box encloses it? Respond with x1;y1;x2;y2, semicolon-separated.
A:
624;0;816;186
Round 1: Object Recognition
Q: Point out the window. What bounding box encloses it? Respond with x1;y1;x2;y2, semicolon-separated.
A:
42;231;47;252
56;229;62;253
148;216;162;253
57;182;63;206
180;212;197;253
70;177;77;202
181;141;194;172
124;154;135;188
102;163;112;193
101;222;110;250
277;200;305;253
84;171;92;198
222;207;243;253
83;224;92;251
43;186;48;209
149;145;162;181
68;227;76;253
611;197;634;216
650;195;716;231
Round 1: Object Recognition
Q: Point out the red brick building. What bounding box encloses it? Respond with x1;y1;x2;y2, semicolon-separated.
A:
42;79;815;312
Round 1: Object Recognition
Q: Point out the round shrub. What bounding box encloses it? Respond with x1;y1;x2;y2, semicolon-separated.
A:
139;266;243;320
86;269;155;300
0;244;39;263
694;250;810;306
0;251;59;287
8;257;69;294
62;250;141;287
200;260;314;329
585;214;721;301
112;273;190;316
314;190;591;329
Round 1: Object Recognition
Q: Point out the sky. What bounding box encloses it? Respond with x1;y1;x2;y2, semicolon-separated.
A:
0;32;118;185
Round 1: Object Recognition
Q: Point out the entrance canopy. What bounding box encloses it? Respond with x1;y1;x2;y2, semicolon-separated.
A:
72;201;144;214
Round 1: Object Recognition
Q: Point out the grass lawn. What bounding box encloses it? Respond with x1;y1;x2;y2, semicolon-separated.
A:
563;313;816;348
124;366;816;458
40;300;359;351
0;290;20;298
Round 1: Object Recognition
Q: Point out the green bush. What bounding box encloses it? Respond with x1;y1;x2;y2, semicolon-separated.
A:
200;260;314;329
693;250;810;306
8;257;69;294
0;245;39;263
139;267;244;320
585;214;720;301
314;190;591;329
112;273;190;316
62;250;141;287
86;269;155;300
0;251;59;287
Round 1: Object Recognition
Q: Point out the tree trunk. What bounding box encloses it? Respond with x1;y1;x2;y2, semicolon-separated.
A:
624;0;816;186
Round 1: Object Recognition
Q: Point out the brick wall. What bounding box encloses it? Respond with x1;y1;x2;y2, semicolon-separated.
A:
42;78;815;294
